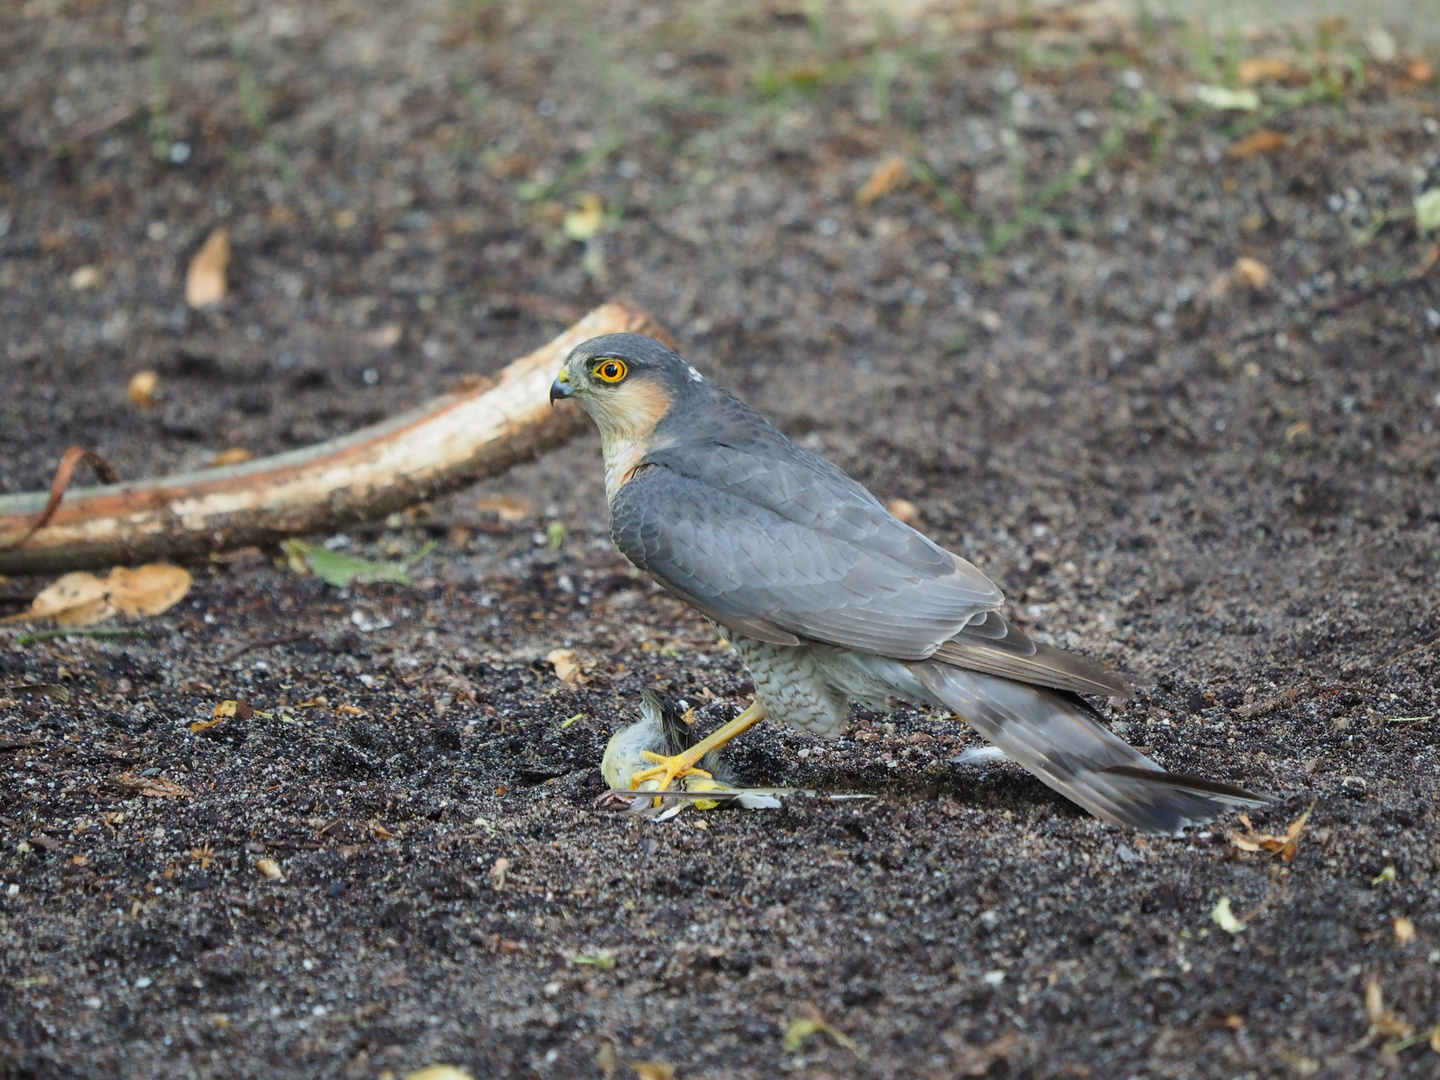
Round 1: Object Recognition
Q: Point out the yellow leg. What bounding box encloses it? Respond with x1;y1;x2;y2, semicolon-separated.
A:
627;699;767;791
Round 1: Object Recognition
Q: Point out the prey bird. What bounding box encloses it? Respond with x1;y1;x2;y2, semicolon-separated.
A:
551;333;1271;833
600;688;782;815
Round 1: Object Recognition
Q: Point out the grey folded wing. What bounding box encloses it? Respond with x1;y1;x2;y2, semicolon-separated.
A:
934;610;1131;698
609;457;1002;660
611;443;1127;696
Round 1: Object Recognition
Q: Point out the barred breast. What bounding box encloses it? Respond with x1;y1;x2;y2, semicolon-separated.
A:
728;634;936;737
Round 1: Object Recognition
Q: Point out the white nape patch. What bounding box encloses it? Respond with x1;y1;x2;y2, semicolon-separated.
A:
954;746;1010;765
686;365;704;382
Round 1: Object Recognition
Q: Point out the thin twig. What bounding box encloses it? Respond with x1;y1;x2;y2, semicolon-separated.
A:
218;632;321;665
0;446;117;551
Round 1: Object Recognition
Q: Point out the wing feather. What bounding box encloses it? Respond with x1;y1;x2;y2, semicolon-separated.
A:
610;464;995;659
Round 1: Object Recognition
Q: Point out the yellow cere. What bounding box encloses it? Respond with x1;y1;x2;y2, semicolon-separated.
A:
593;358;627;383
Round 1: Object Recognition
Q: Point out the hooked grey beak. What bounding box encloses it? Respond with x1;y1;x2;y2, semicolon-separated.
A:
549;372;573;404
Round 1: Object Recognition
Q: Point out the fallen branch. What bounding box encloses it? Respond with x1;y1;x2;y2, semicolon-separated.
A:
0;302;670;574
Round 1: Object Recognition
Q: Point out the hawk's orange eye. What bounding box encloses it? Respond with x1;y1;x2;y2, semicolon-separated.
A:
593;359;627;383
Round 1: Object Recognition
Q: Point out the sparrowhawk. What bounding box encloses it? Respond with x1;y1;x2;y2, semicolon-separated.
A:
551;333;1271;833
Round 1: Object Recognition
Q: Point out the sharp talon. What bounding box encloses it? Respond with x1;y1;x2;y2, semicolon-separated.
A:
628;752;713;792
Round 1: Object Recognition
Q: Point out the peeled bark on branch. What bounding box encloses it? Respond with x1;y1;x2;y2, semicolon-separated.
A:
0;302;669;575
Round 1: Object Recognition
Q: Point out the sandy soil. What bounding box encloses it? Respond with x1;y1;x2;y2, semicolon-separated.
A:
2;2;1440;1077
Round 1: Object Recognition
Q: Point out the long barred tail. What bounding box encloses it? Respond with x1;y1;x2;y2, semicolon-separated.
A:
913;663;1274;834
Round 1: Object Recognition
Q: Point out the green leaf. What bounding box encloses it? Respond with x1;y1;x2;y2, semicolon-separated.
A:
572;950;616;969
283;539;415;588
1415;188;1440;234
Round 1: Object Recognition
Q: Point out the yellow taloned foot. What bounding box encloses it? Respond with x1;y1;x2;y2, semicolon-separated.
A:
628;751;713;792
626;698;767;792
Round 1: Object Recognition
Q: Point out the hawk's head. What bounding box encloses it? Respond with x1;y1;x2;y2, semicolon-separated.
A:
550;333;704;444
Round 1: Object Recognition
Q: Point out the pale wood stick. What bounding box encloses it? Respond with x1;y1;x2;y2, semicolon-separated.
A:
0;302;671;574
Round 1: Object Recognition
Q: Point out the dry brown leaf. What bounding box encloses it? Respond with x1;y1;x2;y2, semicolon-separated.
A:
475;495;534;522
116;772;193;799
369;323;402;348
1228;803;1313;861
595;1040;618;1078
547;648;584;684
1414;244;1439;279
209;447;252;467
142;776;192;799
856;155;907;206
489;856;510;891
1394;917;1417;945
210;698;254;720
886;498;919;526
1284;420;1312;443
128;370;160;409
1233;257;1270;289
185;227;230;308
948;1031;1019;1077
630;1064;675;1080
12;562;188;630
1408;59;1435;84
107;565;193;616
29;571;113;627
255;857;283;880
1225;129;1286;159
1237;57;1295;84
68;265;102;291
1365;978;1413;1039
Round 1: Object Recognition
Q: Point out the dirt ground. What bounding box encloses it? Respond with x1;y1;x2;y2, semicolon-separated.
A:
2;2;1440;1077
